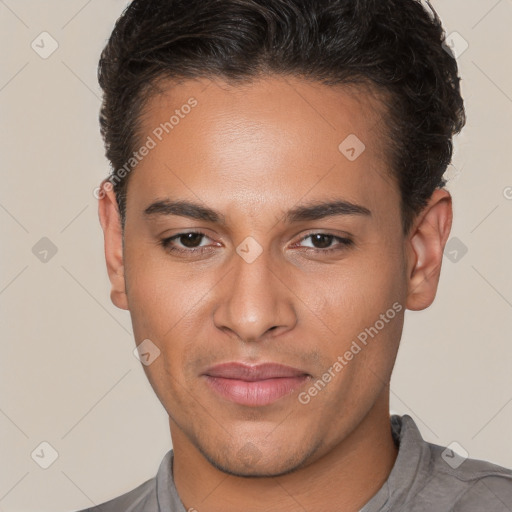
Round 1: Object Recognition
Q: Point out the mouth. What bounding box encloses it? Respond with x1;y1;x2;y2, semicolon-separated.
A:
202;362;310;407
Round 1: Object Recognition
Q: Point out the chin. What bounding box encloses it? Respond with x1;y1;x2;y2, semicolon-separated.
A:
205;456;305;479
196;438;321;479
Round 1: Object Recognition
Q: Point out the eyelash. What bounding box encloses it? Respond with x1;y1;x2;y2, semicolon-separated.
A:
159;231;354;256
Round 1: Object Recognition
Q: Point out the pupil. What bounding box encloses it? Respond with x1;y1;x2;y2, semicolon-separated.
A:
312;234;332;248
181;233;202;248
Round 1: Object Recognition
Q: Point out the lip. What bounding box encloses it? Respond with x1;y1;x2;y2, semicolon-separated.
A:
202;362;310;407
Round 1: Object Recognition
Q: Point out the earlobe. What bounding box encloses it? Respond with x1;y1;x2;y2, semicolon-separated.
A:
406;188;453;311
97;179;129;311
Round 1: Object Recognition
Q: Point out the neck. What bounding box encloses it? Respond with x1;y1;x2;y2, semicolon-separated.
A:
171;389;397;512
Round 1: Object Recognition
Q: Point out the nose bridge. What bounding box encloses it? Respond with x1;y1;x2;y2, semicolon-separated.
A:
213;242;296;342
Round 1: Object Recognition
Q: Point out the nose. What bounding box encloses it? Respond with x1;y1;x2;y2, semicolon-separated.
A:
212;245;297;343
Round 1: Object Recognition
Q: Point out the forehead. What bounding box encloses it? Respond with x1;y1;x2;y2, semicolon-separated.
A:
139;75;388;153
129;76;398;226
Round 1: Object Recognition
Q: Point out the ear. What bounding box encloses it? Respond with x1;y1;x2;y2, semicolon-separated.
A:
405;188;453;311
97;179;129;310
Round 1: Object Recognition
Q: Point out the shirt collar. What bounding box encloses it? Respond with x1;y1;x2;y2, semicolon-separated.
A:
360;414;432;512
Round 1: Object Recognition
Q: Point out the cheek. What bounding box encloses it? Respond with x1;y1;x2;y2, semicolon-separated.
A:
308;258;405;407
123;254;207;409
124;241;209;333
124;249;222;391
310;251;405;333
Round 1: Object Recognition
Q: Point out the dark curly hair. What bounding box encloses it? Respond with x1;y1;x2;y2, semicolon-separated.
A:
98;0;465;236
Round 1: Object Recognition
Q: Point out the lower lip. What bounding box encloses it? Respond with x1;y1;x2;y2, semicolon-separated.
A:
204;375;308;406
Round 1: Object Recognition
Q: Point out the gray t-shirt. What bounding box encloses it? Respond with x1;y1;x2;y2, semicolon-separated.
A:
76;414;512;511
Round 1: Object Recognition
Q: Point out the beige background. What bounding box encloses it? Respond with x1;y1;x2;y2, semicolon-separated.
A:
1;1;511;511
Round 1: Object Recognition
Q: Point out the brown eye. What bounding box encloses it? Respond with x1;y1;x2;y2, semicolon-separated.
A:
296;233;354;253
160;231;213;254
177;232;204;248
309;234;335;249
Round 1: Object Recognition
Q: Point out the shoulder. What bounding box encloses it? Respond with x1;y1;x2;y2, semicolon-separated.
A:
385;415;512;511
453;472;512;511
422;441;512;511
72;477;157;512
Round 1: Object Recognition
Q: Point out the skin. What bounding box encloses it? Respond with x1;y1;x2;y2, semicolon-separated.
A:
98;75;452;511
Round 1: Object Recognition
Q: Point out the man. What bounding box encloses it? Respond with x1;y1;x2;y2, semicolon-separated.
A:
80;0;512;510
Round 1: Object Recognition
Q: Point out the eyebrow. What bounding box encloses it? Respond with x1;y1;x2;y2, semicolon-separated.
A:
143;198;372;224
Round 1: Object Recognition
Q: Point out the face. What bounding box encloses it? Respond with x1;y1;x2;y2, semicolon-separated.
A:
99;75;449;477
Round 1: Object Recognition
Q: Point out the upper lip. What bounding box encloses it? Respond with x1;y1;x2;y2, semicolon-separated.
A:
203;362;309;381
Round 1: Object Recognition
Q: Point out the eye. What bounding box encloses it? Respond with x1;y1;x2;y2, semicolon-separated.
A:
159;231;215;254
294;233;354;253
159;231;354;257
